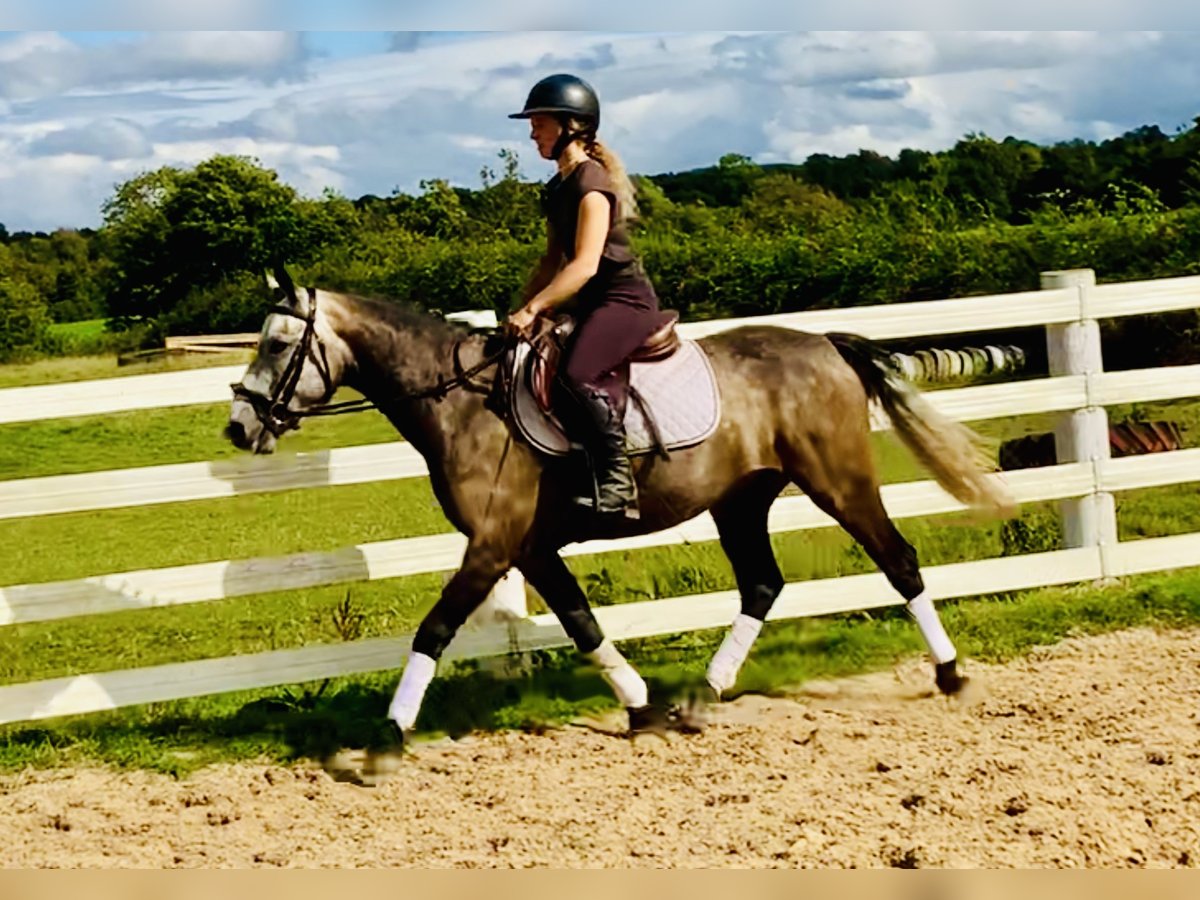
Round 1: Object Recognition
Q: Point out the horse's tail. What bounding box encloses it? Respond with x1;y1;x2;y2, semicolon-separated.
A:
826;331;1015;517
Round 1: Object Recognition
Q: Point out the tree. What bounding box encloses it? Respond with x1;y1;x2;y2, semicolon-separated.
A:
166;155;301;281
294;189;362;254
738;174;849;232
0;276;50;359
944;134;1043;220
101;166;186;323
102;156;302;327
398;178;470;239
801;149;896;199
470;149;542;243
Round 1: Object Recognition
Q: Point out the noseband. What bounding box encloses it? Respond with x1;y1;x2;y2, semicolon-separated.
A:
230;292;337;437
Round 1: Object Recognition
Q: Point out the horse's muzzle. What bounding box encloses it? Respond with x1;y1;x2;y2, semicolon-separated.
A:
224;420;252;450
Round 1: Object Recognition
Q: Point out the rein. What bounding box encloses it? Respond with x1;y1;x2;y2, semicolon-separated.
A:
231;291;527;436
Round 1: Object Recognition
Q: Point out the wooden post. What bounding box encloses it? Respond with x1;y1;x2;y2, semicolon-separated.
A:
1041;269;1117;576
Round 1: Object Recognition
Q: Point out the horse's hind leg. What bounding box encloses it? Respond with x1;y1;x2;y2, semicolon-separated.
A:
705;470;789;698
517;549;663;734
781;432;966;694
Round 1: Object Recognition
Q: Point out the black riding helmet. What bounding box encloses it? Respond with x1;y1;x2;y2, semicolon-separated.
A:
509;73;600;159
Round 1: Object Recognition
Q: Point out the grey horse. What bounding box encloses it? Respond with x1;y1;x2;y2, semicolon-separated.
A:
226;270;1012;739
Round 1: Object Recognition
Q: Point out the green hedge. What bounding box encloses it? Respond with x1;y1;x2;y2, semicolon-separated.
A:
306;206;1200;332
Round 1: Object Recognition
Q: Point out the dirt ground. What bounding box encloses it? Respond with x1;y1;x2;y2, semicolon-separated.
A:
1;627;1197;869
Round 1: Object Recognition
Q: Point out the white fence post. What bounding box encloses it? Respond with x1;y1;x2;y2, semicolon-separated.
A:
1041;269;1118;577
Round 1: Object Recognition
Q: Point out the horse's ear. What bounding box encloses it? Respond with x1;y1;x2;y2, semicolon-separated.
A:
263;270;284;302
272;262;299;305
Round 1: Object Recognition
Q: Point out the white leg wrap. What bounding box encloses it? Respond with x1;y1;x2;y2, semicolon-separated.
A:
587;640;649;709
907;591;956;664
388;652;437;731
706;614;763;696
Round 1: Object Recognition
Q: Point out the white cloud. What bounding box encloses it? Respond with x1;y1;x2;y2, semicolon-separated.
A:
0;31;307;102
30;118;152;160
2;30;1199;232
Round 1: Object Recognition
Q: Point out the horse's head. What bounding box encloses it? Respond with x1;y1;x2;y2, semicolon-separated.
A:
225;265;350;454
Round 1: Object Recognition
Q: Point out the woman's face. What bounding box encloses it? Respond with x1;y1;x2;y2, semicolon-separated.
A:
528;113;561;160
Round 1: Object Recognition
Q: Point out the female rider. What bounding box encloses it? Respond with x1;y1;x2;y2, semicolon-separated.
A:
506;73;665;520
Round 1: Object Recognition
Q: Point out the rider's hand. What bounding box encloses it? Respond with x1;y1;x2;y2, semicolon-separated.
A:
507;305;540;338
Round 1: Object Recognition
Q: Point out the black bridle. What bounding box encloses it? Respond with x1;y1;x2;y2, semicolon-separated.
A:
230;288;515;437
230;289;343;436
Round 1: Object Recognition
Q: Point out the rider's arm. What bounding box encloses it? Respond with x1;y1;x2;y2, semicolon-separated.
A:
524;191;610;315
521;224;565;301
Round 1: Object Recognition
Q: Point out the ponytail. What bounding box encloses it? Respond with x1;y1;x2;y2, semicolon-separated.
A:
570;126;638;224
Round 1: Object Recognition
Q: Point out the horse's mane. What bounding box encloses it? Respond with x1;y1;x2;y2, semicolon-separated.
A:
327;290;465;341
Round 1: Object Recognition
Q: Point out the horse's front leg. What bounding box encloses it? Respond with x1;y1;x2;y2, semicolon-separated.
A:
387;541;511;737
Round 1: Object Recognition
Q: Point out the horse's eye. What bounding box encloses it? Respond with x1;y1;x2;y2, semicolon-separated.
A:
267;339;288;355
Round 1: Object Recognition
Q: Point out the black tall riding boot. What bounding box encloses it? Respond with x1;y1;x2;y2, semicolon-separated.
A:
572;387;637;518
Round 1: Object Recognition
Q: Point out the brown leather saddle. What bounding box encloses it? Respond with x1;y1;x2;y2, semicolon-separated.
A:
531;310;681;414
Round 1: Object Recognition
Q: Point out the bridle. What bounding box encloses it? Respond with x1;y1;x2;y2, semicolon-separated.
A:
230;289;343;437
230;287;519;437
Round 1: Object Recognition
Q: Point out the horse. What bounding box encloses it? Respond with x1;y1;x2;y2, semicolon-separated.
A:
225;268;1013;741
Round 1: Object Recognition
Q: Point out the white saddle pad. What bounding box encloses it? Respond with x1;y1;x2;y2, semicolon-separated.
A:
508;339;721;457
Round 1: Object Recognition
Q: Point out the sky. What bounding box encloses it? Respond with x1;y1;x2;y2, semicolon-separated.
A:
2;29;1199;232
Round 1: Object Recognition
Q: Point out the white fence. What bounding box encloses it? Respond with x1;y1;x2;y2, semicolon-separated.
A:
1;269;1199;724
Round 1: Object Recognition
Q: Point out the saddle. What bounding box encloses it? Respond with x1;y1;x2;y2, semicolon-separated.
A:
531;309;681;414
490;309;721;460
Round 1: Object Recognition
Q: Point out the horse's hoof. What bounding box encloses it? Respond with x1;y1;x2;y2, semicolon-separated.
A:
388;720;409;749
360;747;407;787
669;685;716;734
627;704;669;739
669;702;708;735
934;660;968;695
703;678;724;703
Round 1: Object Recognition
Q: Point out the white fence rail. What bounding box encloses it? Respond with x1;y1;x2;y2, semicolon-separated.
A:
6;450;1200;628
1;269;1199;725
7;367;1200;522
5;276;1200;425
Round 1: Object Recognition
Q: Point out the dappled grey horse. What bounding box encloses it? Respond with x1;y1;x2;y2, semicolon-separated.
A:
226;269;1013;739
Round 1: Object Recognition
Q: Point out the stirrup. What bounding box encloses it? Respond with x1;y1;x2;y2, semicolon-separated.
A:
570;448;639;519
573;493;640;520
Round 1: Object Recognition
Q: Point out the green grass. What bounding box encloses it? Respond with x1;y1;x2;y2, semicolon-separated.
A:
4;486;1198;691
0;479;449;586
48;319;108;339
0;503;1035;686
0;396;400;479
0;347;254;389
0;575;447;688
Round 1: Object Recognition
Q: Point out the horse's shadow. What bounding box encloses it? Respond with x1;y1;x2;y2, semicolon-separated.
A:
230;659;684;760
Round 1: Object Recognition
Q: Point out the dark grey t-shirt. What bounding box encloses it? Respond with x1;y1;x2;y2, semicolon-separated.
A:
541;159;635;266
540;159;657;309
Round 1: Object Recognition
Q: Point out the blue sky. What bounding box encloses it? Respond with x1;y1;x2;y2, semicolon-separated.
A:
2;30;1199;232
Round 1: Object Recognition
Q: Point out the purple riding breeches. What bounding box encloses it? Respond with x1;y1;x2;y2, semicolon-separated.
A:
561;296;662;413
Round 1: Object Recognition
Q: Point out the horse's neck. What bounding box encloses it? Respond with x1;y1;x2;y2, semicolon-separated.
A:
335;301;490;460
